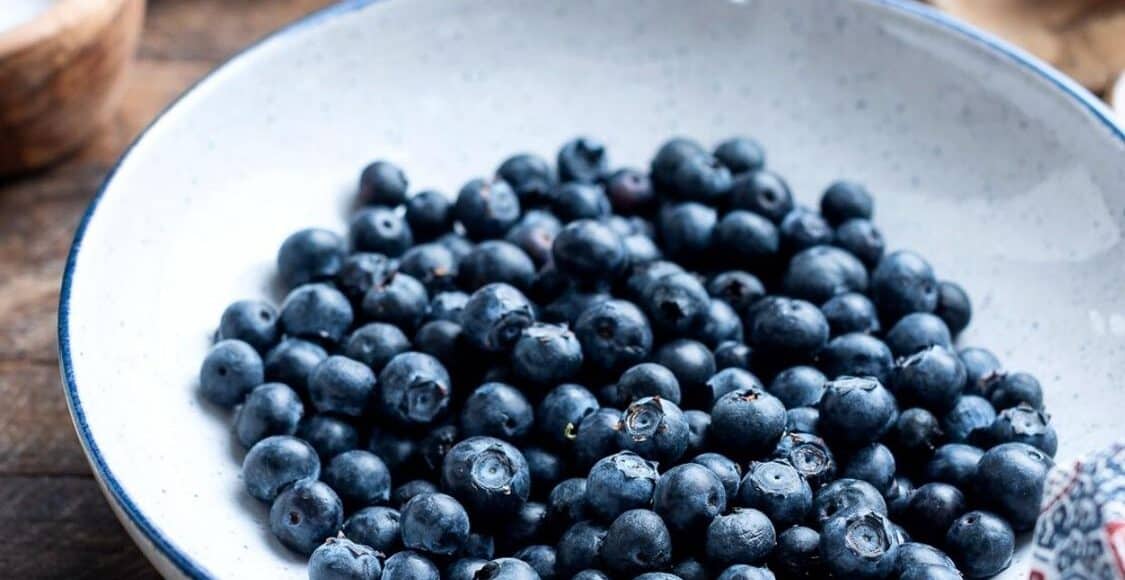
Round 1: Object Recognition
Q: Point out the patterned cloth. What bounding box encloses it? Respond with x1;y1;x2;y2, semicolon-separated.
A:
1032;442;1125;580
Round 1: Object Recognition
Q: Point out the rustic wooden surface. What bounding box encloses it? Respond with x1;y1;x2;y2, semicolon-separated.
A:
0;1;1120;578
0;1;333;577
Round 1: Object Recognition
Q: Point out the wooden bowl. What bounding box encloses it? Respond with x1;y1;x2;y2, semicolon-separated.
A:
0;0;145;176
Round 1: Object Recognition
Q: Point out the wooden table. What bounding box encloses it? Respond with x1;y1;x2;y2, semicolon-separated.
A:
0;1;1120;578
0;1;333;577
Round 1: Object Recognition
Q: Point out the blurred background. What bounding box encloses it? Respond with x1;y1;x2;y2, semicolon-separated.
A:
0;0;1121;577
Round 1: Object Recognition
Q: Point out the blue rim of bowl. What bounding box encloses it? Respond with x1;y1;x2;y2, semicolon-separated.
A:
56;0;1125;577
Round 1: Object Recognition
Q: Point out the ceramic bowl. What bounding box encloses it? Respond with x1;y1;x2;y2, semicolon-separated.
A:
58;0;1125;577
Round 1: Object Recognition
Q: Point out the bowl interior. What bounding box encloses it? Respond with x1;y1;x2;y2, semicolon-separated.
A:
62;0;1125;577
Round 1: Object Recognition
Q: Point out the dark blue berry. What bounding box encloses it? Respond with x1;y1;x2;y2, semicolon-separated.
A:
716;565;776;580
701;368;763;412
308;356;375;417
672;153;733;203
547;478;590;530
447;558;488;580
979;404;1057;456
886;312;953;358
711;387;787;461
523;447;563;495
821;291;880;336
738;460;812;527
901;483;966;544
817;332;893;383
399;242;458;292
842;443;896;494
574;299;653;372
714;341;753;371
269;479;344;556
891;345;966;414
655;339;716;406
459;241;536;292
264;338;327;398
234;382;303;447
551;219;627;283
622;233;662;265
772;526;823;579
820;180;873;225
360;272;428;331
729;170;794;223
200;339;263;408
714;137;766;174
343;506;401;554
417;425;459;476
714;210;780;270
624;260;685;302
659;202;717;261
774;432;837;489
219;300;279;352
651;138;706;191
308;537;382;580
350;207;413;257
513;545;558;579
377;351;452;427
278;228;347;289
535;383;598;448
542;290;609;326
442;436;531;517
462;283;536;353
786;407;820;434
819;510;900;578
461;382;534;442
885;476;915;520
833;218;885;269
935;280;971;336
502;502;547;552
405;190;454;241
344;322;410;371
439;232;476;261
280;283;353;345
900;564;961;580
749;297;829;361
870;250;939;322
891;542;955;576
427;291;469;323
694;299;744;347
942;395;996;443
585;451;658;522
924;443;983;489
498;153;554;207
768;365;826;408
335;252;397;305
813;478;887;525
945;510;1014;577
455;178;521;240
779;208;833;254
505;210;561;266
381;551;439;580
618;396;690;463
708;270;766;316
692;452;743;500
242;435;319;502
959;347;1003;397
705;508;776;567
323;449;390;509
557;137;609;184
549;182;611;222
989;371;1044;410
298;414;358;461
401;492;471;555
573;407;624;471
818;376;897;447
511;324;583;387
556;521;607;576
975;442;1052;531
782;246;867;304
358;160;408;207
391;479;438;508
606;168;655;214
412;320;464;369
683;410;711;456
891;407;942;457
601;509;673;576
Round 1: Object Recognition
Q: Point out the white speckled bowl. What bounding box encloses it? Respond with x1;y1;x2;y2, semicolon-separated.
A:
59;0;1125;577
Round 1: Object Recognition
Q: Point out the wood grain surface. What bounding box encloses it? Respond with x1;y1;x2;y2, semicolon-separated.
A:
0;1;332;577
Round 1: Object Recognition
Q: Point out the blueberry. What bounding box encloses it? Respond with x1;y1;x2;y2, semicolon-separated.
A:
833;218;885;269
660;202;717;261
234;383;303;447
606;168;655;214
820;180;874;225
323;450;391;509
738;460;812;527
523;447;564;495
218;300;279;353
624;260;686;302
462;283;536;353
377;352;452;427
683;410;711;456
306;356;373;417
655;339;716;406
277;228;347;289
813;333;881;386
542;290;609;326
572;407;624;471
685;453;739;501
617;363;681;405
779;208;833;254
269;479;344;555
901;482;966;545
536;383;599;448
729;170;794;223
900;565;963;580
707;271;766;316
381;551;439;580
870;250;939;322
509;326;582;388
651;137;707;191
413;320;465;369
975;442;1052;531
782;246;868;304
442;436;531;517
714;137;766;174
457;534;494;561
843;443;896;494
716;565;776;580
622;233;662;266
945;510;1015;578
711;388;787;461
461;382;534;442
890;407;942;457
772;526;822;578
768;365;826;408
574;299;653;372
813;478;887;525
361;272;428;331
549;182;611;222
558;137;608;184
885;476;915;520
584;451;659;522
988;371;1044;411
280;284;353;345
399;242;458;292
502;501;547;552
424;291;467;324
308;537;382;580
439;232;476;261
959;347;1003;396
570;571;609;580
714;210;781;270
498;153;554;207
342;506;401;553
455;178;521;240
635;573;683;580
298;414;358;461
618;397;690;463
979;404;1057;456
200;339;263;408
820;510;900;578
264;339;327;399
447;558;489;580
786;407;820;434
701;368;764;412
714;341;753;372
335;252;397;305
773;432;837;489
367;427;419;477
601;509;673;576
391;479;438;507
891;542;955;576
886;313;953;358
672;153;733;203
547;478;590;530
818;376;897;447
404;190;454;241
672;559;708;580
343;322;410;372
924;443;984;489
551;219;628;284
694;299;745;348
357;160;408;207
512;545;557;579
458;241;534;292
350;207;413;257
749;297;829;361
941;395;996;443
889;346;966;415
705;508;776;567
399;492;471;555
415;424;459;476
934;280;971;336
242;435;320;502
556;521;608;575
821;292;880;336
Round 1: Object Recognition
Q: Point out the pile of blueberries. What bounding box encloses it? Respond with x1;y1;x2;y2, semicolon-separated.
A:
200;136;1058;580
